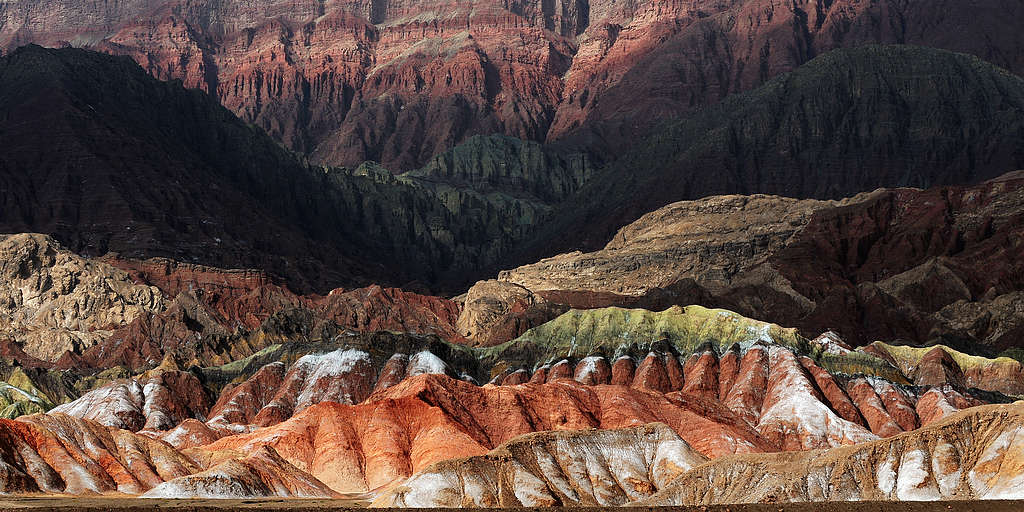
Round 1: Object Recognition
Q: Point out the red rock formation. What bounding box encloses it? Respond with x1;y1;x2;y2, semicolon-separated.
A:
3;0;1020;170
545;360;573;382
0;413;199;495
610;356;636;386
845;378;904;437
199;374;771;493
58;254;465;371
632;353;671;393
500;369;530;386
573;356;611;385
142;446;338;498
682;351;719;399
722;347;769;426
50;369;211;432
797;356;865;426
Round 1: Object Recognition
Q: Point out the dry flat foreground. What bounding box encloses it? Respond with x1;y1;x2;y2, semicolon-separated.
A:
0;499;1023;512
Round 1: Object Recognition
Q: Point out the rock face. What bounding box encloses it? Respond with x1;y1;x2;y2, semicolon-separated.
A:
639;401;1024;504
0;234;164;361
0;413;200;495
0;412;337;498
3;43;1024;297
205;347;452;431
50;368;211;432
469;172;1024;352
0;232;464;372
2;0;1021;172
141;446;338;499
375;423;709;507
0;46;583;294
193;373;771;493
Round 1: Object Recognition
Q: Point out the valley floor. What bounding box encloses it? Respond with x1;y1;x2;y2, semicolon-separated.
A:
0;499;1021;511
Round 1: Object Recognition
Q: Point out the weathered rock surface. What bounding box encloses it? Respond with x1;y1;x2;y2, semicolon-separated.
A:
142;446;338;498
470;172;1024;353
639;401;1024;504
375;423;708;507
0;234;164;362
50;367;211;432
194;373;771;493
0;231;464;373
0;413;199;495
0;412;337;498
3;0;1021;172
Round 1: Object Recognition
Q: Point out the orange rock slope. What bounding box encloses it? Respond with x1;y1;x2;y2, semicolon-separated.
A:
375;401;1024;506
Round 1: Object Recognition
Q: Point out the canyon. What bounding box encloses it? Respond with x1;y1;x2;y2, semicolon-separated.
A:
0;0;1023;505
2;0;1022;172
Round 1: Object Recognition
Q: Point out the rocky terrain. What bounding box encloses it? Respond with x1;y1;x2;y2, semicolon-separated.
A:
462;172;1024;353
376;401;1024;506
376;423;710;507
2;0;1022;172
0;0;1021;507
3;42;1024;296
0;228;1019;502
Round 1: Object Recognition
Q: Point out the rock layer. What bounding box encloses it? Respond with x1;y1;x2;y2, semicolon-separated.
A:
468;172;1024;353
2;0;1022;171
640;401;1024;504
375;423;708;507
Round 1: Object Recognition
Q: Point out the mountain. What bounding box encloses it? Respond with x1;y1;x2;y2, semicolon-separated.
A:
0;233;1016;499
375;423;709;507
531;45;1024;253
3;44;1023;296
463;172;1024;353
2;0;1022;170
374;401;1024;506
0;46;590;293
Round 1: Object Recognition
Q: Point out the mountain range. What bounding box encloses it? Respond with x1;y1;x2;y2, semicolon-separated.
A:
0;0;1024;506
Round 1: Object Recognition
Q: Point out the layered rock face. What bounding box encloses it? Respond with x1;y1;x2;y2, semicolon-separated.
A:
0;232;464;371
640;401;1024;504
141;446;338;499
0;412;336;498
466;172;1024;351
376;423;709;507
3;44;1024;297
2;0;1022;171
0;46;588;294
50;367;211;432
0;413;200;495
379;401;1024;506
488;338;993;449
185;373;771;494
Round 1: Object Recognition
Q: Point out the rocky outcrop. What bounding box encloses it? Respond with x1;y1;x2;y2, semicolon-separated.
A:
640;401;1024;504
0;412;336;497
469;172;1024;352
141;446;338;499
375;423;709;507
0;234;164;362
0;413;199;495
867;343;1024;396
50;367;211;432
0;231;464;372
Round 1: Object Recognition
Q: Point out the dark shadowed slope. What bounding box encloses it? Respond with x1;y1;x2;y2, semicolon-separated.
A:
534;45;1024;253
